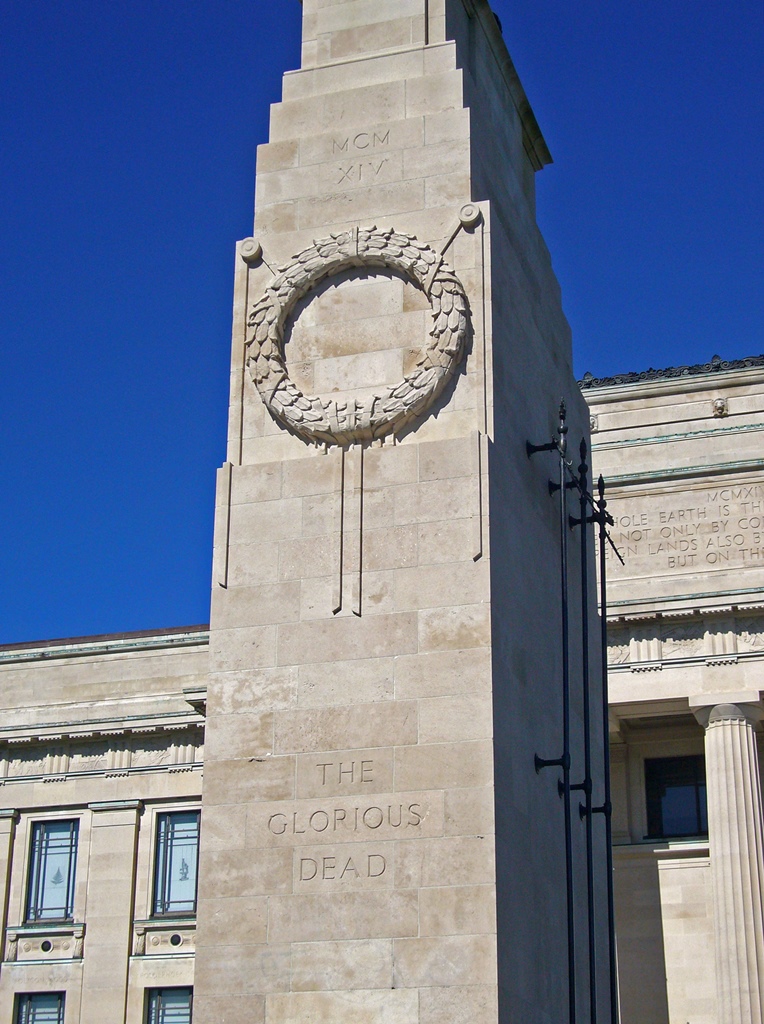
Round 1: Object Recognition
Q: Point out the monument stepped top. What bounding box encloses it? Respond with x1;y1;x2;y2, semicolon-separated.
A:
294;0;552;169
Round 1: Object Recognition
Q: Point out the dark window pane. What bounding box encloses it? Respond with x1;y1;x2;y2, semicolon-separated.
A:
153;812;200;916
16;993;65;1024
645;755;708;839
26;821;78;922
699;783;708;833
146;987;193;1024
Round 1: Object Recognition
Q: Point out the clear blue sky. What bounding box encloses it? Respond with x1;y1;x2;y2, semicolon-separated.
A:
0;1;761;643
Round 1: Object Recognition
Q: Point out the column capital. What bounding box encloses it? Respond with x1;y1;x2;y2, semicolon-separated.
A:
691;695;763;729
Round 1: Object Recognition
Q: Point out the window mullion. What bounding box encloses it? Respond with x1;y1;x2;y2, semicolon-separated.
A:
163;819;173;913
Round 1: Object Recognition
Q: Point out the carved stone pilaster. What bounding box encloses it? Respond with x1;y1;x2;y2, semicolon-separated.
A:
694;702;764;1023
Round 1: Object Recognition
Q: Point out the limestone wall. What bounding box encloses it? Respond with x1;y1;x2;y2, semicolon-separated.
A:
588;363;764;1023
197;2;605;1023
0;630;207;1024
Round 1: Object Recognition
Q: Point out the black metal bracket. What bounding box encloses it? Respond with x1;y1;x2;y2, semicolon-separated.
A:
526;439;558;458
534;752;568;774
568;512;598;528
571;778;593;796
549;479;577;495
591;801;612;818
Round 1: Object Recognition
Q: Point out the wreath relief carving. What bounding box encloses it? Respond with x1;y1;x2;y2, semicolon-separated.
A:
245;225;471;446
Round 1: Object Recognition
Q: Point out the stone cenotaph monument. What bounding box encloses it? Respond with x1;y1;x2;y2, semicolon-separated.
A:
193;2;604;1022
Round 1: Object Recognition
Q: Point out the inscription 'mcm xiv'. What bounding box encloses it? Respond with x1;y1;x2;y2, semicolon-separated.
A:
332;129;390;187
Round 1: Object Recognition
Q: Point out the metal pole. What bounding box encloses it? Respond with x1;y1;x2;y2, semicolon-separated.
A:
558;403;576;1024
572;439;597;1023
528;402;578;1024
595;474;619;1022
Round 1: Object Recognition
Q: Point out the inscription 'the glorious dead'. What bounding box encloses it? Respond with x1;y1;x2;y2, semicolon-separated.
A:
268;802;424;836
252;757;443;859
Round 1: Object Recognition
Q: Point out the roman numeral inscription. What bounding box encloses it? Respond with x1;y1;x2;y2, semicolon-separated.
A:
319;128;393;191
332;130;390;153
607;481;764;571
335;159;389;185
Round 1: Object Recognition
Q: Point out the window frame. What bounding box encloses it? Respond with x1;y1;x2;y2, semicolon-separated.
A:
15;992;65;1024
644;753;708;840
151;810;200;918
145;986;193;1024
25;819;79;924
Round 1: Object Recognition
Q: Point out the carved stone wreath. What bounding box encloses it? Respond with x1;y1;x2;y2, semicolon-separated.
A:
245;225;470;446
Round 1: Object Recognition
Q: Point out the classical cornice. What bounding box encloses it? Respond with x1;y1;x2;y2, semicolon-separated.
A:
579;354;764;391
602;456;764;487
0;626;209;665
592;420;764;454
0;712;204;746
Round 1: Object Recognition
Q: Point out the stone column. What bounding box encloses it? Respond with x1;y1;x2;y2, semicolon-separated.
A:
695;702;764;1023
195;1;599;1021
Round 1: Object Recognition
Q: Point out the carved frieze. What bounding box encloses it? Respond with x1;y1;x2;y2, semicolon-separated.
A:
608;612;764;668
736;617;764;652
0;727;203;784
660;620;705;658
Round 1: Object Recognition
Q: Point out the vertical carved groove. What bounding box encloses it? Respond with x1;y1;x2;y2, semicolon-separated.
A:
353;445;364;617
473;429;483;561
236;254;254;466
332;447;345;615
479;219;489;435
217;462;233;590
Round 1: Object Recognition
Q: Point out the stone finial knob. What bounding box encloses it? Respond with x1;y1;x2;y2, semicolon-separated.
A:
240;238;263;265
459;204;482;228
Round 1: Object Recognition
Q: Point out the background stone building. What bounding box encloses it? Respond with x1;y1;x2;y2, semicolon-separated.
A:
0;627;207;1022
585;355;764;1024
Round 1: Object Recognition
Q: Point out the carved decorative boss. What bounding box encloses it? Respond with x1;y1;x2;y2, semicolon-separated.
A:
245;225;470;446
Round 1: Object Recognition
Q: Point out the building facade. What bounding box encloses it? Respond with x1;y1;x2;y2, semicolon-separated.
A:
586;356;764;1024
0;627;208;1023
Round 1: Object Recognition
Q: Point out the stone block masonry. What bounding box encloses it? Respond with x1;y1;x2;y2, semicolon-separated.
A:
194;3;605;1023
